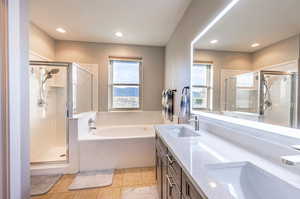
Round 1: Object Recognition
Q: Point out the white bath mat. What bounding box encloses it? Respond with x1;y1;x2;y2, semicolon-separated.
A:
122;186;159;199
31;174;62;196
69;169;114;190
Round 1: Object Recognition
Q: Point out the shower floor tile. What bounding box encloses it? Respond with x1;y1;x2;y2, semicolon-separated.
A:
31;167;157;199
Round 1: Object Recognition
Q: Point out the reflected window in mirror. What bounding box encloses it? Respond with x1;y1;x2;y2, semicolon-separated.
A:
191;62;213;111
224;72;259;114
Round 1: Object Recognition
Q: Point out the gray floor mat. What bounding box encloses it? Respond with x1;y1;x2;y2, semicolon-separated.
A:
31;174;62;196
69;169;114;190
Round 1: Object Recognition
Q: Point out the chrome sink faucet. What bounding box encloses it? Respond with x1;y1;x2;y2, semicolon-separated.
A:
189;115;200;131
281;145;300;166
88;118;97;131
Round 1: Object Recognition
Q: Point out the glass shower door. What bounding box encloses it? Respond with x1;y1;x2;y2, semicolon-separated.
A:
260;71;296;127
29;62;69;163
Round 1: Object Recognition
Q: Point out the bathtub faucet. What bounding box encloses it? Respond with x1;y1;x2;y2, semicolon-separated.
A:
88;118;97;131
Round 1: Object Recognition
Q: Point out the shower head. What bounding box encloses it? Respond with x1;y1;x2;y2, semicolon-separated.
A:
42;68;60;84
49;68;59;75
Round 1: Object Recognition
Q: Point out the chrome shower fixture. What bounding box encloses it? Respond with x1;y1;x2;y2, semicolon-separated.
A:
42;68;60;84
37;68;60;108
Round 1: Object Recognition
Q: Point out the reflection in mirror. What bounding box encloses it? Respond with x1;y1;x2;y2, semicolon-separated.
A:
192;0;299;128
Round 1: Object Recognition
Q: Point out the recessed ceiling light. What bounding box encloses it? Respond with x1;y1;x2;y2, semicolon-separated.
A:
115;32;123;37
251;43;260;47
210;39;218;44
56;28;66;33
209;182;217;188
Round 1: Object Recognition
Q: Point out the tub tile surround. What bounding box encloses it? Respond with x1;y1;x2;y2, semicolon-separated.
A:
74;111;97;137
155;124;300;199
78;125;156;171
96;111;164;127
79;135;155;171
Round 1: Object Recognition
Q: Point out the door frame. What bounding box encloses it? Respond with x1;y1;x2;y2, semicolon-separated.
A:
0;0;10;198
1;0;30;199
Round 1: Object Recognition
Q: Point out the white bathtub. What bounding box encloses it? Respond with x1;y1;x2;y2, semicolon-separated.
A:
79;125;155;171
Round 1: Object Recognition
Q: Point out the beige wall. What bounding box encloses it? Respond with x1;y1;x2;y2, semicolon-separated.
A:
195;50;252;70
165;0;232;114
252;35;299;70
29;23;55;60
55;41;165;111
29;23;165;112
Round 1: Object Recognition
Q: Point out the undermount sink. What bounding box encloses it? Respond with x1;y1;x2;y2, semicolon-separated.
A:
205;161;300;199
169;126;200;138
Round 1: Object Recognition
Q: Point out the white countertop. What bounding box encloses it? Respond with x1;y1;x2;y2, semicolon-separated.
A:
155;124;300;199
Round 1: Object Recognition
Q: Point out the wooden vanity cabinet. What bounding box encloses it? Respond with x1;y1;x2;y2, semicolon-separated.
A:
156;135;208;199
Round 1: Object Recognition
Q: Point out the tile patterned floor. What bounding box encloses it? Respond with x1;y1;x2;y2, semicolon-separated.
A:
31;167;157;199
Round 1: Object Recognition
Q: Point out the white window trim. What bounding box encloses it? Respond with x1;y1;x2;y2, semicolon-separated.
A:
108;57;143;111
191;63;213;111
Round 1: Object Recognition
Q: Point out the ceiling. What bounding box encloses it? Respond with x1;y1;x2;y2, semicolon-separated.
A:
194;0;300;52
29;0;191;46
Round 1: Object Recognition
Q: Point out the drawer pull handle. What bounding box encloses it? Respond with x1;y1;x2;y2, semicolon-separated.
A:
166;154;174;165
166;175;175;196
166;175;175;187
169;163;177;176
186;182;190;196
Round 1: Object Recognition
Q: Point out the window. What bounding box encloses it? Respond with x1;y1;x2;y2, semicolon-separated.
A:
235;72;258;112
191;63;213;110
236;73;255;88
109;58;142;110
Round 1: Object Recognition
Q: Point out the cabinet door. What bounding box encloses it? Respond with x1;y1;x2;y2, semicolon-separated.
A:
162;152;168;199
182;172;207;199
156;149;162;199
166;174;181;199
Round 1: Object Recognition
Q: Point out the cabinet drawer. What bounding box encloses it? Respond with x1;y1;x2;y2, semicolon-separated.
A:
182;172;207;199
167;153;181;189
166;174;181;199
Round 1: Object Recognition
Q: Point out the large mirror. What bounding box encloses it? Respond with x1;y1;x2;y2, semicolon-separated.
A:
192;0;300;128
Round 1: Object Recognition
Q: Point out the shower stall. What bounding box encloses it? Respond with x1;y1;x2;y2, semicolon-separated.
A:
29;61;93;164
259;71;296;127
224;70;297;127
